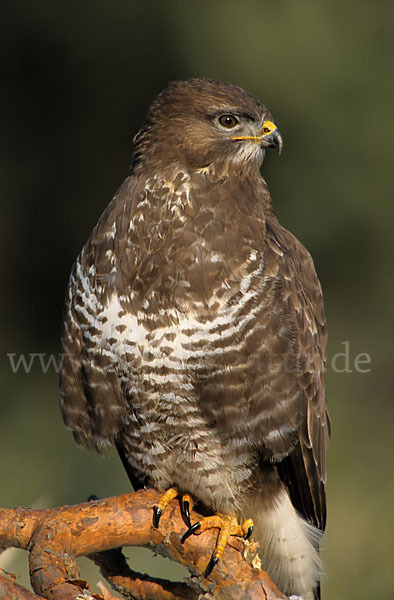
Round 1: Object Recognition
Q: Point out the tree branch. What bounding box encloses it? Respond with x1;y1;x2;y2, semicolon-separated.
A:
0;489;286;599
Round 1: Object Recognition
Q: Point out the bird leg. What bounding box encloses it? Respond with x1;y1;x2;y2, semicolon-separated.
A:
152;487;193;528
181;511;254;577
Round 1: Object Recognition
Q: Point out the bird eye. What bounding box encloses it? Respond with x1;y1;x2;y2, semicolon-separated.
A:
218;114;239;129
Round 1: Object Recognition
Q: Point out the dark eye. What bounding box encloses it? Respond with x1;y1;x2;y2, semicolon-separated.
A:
218;114;239;129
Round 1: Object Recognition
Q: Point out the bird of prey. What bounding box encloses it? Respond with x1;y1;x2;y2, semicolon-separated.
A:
60;78;330;599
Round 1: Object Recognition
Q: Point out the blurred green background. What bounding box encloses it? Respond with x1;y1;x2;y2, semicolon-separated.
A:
1;1;393;598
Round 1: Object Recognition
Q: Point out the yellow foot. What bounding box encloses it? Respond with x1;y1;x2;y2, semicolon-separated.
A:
152;487;193;528
181;512;254;576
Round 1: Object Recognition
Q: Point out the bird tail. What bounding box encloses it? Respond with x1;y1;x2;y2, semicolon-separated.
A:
244;488;323;599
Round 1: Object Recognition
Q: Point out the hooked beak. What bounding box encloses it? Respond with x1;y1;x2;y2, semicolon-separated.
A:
231;119;283;155
260;121;283;155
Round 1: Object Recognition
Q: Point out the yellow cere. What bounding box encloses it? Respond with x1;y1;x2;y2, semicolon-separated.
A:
261;120;277;136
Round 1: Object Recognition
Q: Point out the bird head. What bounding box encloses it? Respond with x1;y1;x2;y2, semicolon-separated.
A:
132;78;282;178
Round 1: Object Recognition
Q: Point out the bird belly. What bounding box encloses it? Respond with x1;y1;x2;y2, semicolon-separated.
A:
92;290;260;512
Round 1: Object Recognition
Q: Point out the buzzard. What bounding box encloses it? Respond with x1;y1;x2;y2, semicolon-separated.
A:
60;78;330;599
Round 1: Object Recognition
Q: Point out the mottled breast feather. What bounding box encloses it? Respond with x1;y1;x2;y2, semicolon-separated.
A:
60;168;328;516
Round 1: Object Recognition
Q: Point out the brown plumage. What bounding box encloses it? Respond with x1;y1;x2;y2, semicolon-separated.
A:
59;78;330;599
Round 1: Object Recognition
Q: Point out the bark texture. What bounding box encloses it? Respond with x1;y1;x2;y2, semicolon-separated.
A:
0;489;286;599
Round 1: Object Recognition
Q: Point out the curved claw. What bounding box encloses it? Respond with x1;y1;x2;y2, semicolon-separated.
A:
152;505;162;528
205;555;218;577
87;494;100;502
181;521;201;544
245;524;254;540
182;499;192;528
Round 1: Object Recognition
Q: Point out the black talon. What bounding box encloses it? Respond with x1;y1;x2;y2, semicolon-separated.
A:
245;525;254;540
205;555;218;577
153;506;162;528
181;521;201;544
87;494;100;502
182;499;192;528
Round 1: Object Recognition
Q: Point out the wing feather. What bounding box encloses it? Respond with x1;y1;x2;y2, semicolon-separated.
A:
265;216;330;531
